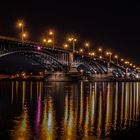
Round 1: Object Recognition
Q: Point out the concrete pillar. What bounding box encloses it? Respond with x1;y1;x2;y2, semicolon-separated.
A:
107;61;111;73
66;53;69;65
62;53;65;64
125;68;128;78
68;52;77;73
69;52;74;67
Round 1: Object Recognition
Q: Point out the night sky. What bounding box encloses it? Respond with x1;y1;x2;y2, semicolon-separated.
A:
0;0;140;72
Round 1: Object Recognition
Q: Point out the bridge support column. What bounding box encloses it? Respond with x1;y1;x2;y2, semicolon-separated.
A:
125;68;128;78
107;62;111;73
69;52;77;73
66;53;69;65
69;52;74;66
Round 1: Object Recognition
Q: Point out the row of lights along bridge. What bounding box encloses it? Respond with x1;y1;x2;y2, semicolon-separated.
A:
17;20;140;72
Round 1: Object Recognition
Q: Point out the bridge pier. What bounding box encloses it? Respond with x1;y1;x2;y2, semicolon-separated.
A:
68;52;78;74
125;68;129;78
107;61;112;73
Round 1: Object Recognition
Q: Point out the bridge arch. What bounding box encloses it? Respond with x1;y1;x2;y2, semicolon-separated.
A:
0;49;68;72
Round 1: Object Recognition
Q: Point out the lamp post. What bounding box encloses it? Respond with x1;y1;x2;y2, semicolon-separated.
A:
84;42;90;53
120;58;124;62
68;37;77;53
22;32;28;43
114;55;119;65
124;61;130;66
106;51;112;62
98;48;103;59
133;65;136;69
47;39;53;44
45;38;53;48
124;61;130;77
106;51;112;73
64;44;69;65
91;51;96;57
43;38;47;44
64;43;68;50
79;48;83;53
17;20;24;44
49;30;55;49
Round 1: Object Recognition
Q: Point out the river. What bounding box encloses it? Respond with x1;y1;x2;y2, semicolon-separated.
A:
0;81;140;139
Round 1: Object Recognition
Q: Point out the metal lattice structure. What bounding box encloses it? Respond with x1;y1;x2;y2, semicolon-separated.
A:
0;35;137;78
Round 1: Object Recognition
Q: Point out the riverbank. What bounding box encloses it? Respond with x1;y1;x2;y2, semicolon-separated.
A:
0;74;140;82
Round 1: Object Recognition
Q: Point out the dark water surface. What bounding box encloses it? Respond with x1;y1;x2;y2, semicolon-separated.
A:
0;81;140;140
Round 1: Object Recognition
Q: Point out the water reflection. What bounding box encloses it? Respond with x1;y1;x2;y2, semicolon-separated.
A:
0;81;140;139
11;105;31;140
40;97;56;140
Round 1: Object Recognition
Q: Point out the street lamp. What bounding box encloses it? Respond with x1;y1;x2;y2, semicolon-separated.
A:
106;51;112;73
114;55;119;65
106;51;112;62
129;63;133;67
79;48;83;53
47;39;53;44
91;51;96;57
17;20;24;44
133;65;136;68
63;44;69;65
64;44;69;50
46;39;53;48
124;61;129;65
124;61;130;68
89;51;96;57
68;37;77;53
98;47;103;59
99;55;103;59
43;38;47;43
84;42;90;53
49;30;55;49
124;61;130;77
22;32;28;42
120;58;124;62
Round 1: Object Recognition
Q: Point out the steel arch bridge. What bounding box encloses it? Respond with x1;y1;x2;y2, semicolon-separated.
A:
0;35;136;78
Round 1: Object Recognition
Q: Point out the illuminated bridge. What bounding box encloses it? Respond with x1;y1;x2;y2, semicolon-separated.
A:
0;35;138;80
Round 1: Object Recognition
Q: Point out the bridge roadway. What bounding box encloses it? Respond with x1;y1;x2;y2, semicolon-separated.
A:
0;35;138;80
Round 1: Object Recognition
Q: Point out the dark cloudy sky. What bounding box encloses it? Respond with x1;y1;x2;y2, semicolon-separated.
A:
0;0;140;72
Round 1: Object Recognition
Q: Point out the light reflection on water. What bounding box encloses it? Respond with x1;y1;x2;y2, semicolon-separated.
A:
0;81;140;139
